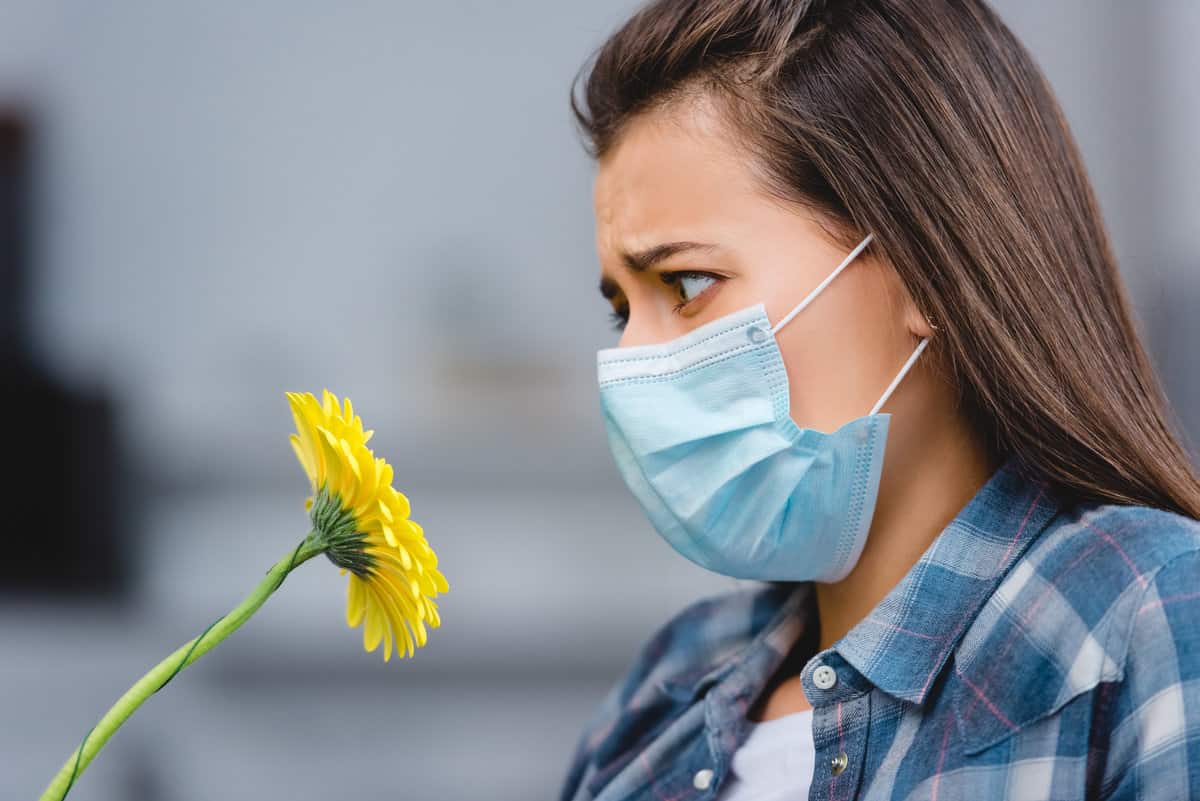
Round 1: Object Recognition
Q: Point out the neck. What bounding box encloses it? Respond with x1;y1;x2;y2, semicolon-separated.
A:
813;413;996;652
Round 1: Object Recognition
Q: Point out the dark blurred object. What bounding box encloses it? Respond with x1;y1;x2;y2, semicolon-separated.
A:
0;114;28;353
0;110;130;597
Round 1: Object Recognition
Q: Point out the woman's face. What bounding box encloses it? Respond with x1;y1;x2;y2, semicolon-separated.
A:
593;100;935;435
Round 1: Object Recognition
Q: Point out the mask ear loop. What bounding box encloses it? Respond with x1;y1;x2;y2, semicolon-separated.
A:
869;337;930;416
771;233;875;336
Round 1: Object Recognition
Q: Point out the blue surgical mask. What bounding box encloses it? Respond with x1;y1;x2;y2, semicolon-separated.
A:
596;233;929;582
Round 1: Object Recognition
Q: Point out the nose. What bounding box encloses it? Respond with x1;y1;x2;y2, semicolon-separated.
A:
616;305;670;348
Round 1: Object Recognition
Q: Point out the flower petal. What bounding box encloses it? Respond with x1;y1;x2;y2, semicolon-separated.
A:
346;576;367;628
363;604;383;652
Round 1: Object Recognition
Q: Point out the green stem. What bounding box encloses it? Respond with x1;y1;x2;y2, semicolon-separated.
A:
37;534;326;801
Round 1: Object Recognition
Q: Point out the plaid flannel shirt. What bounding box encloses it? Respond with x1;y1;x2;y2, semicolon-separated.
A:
559;457;1200;800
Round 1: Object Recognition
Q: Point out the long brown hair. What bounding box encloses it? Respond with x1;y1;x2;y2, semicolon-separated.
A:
569;0;1200;518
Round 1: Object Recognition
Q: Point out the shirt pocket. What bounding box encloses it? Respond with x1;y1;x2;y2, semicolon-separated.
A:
949;581;1139;756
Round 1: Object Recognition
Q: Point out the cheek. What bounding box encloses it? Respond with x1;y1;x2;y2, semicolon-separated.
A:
775;267;914;432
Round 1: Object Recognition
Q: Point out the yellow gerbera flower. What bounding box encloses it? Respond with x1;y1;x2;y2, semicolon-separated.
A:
286;389;448;661
36;389;450;801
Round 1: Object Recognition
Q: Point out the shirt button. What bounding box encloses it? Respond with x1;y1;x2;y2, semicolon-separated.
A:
830;752;848;775
812;663;838;689
692;768;714;790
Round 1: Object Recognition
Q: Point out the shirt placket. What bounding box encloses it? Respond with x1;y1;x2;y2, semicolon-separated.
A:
803;650;872;801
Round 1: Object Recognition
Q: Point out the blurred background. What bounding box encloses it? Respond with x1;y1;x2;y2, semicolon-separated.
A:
0;2;1196;799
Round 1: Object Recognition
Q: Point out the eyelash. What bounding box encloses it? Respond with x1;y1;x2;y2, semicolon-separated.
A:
607;270;722;332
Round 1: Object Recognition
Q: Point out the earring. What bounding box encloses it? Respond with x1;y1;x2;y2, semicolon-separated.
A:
925;313;940;333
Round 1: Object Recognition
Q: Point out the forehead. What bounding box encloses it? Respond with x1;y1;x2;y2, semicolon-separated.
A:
592;102;765;258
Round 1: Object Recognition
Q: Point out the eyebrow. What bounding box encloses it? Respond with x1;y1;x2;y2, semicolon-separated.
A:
597;240;719;300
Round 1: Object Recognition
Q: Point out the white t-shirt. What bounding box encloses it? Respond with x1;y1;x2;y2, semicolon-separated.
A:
714;708;816;801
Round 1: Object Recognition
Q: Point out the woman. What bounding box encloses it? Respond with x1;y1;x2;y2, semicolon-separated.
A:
559;1;1200;800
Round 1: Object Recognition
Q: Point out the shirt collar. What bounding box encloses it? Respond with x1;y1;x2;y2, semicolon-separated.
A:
831;455;1059;705
658;581;814;705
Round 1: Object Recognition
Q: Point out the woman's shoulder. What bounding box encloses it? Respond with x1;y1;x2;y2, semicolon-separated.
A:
950;498;1200;756
1022;501;1200;798
972;498;1200;658
959;499;1200;665
1023;500;1200;594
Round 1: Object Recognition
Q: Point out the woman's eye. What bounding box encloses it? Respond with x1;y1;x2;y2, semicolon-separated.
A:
678;273;716;301
662;271;719;305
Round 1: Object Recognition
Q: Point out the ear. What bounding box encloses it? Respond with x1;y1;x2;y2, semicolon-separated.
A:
854;232;936;343
877;253;936;341
906;304;937;340
890;270;936;340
